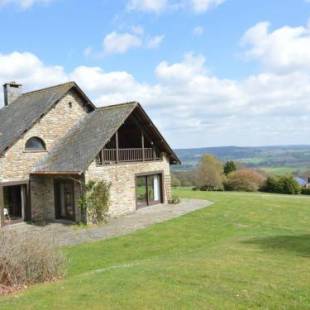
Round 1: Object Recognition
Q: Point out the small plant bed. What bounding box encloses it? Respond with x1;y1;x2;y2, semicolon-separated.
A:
0;230;65;296
168;195;181;204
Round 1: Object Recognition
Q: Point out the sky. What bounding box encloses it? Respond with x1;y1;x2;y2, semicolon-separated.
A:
1;0;310;148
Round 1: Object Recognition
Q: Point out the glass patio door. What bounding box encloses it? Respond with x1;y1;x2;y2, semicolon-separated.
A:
54;180;75;221
147;175;161;205
136;174;162;208
136;176;148;208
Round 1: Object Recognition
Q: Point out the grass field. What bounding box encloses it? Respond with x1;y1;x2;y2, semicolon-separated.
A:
1;189;310;309
261;166;304;175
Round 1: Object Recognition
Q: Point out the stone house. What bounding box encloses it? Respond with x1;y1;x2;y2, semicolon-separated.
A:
0;81;180;226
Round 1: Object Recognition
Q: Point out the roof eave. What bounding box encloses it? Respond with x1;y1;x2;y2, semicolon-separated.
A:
133;103;182;165
70;82;96;111
30;171;83;176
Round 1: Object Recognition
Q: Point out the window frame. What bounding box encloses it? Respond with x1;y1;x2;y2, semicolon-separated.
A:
24;137;47;153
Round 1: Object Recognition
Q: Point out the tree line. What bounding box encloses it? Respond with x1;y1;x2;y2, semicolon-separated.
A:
172;154;307;195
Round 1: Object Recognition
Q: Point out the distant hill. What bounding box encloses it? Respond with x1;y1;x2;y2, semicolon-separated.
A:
173;145;310;175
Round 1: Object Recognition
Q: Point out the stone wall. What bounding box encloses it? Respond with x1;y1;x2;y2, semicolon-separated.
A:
85;156;172;217
0;90;88;183
30;176;54;222
0;186;4;226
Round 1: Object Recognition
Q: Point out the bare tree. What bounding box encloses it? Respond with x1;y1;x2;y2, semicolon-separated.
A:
195;154;224;190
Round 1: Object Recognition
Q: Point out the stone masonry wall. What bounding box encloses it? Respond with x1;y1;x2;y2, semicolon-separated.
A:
85;156;172;217
30;176;54;222
0;90;88;183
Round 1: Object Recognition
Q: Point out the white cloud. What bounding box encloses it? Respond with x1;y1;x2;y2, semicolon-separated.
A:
0;0;52;9
0;52;66;88
147;35;165;49
127;0;225;14
190;0;226;13
127;0;168;13
193;26;204;36
2;46;310;147
103;32;142;54
96;29;164;55
241;21;310;73
156;53;207;81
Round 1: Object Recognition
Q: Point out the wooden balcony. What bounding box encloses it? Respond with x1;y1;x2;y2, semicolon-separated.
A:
96;148;161;165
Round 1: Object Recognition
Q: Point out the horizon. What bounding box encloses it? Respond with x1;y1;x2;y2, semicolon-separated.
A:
175;144;310;150
1;0;310;148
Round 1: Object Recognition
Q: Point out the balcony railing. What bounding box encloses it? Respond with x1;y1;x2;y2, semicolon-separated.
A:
96;148;160;165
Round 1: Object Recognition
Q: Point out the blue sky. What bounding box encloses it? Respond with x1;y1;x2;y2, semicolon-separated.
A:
1;0;310;148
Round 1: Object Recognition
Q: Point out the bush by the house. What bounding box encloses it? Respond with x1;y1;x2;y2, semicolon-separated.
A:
261;176;300;195
80;180;111;224
0;231;65;289
168;195;181;204
224;169;265;192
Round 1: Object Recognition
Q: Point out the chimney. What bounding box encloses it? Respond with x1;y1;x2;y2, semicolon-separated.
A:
3;82;23;106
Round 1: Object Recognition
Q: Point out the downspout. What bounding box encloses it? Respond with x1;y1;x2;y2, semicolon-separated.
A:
0;185;4;227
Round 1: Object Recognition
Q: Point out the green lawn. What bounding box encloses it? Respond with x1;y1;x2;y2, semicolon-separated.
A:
261;166;300;175
1;189;310;309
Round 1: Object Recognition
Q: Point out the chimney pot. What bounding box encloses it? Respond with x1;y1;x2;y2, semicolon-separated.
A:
3;81;23;106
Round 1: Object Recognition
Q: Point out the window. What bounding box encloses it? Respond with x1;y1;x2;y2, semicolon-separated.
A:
136;174;162;208
25;137;46;151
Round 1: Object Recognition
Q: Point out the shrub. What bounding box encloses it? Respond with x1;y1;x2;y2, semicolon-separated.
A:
80;180;111;224
301;187;310;195
168;195;181;204
0;230;65;288
224;169;265;192
261;176;300;195
261;176;281;193
278;176;300;194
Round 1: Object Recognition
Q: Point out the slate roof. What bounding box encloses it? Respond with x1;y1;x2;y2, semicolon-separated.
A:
33;102;180;174
0;82;95;155
0;81;180;173
33;102;137;174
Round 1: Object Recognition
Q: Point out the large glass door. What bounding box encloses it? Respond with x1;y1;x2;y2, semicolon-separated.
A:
54;180;75;220
136;174;162;208
136;176;148;208
147;175;161;205
3;185;22;221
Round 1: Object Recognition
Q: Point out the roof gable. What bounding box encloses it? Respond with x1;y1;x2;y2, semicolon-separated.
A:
0;82;95;155
33;102;180;174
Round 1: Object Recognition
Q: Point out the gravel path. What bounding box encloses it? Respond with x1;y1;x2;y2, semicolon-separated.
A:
4;199;212;247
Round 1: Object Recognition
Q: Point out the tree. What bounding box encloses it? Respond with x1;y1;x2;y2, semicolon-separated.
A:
278;176;300;194
224;169;265;192
262;176;281;193
171;173;181;187
224;161;237;175
195;154;224;191
261;176;300;195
